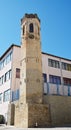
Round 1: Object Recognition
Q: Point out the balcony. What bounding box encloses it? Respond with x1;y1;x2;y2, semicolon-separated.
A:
44;83;71;96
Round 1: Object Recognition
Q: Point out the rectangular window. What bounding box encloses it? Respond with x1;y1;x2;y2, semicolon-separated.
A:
5;69;11;82
0;60;5;70
6;52;12;64
0;63;1;70
0;93;2;103
67;64;71;71
0;62;4;70
3;89;10;102
5;72;9;82
62;62;67;70
0;52;12;70
3;59;6;67
0;75;4;85
62;62;71;71
43;73;47;82
0;77;2;86
0;78;1;86
48;59;60;68
12;89;19;101
63;77;71;85
16;68;20;78
10;52;12;61
6;55;10;64
9;70;11;79
2;75;4;84
49;75;61;84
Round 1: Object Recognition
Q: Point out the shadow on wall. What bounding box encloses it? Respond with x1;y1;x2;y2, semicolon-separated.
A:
0;115;6;124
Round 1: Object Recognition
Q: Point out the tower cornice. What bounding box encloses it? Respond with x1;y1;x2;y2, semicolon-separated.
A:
21;13;40;24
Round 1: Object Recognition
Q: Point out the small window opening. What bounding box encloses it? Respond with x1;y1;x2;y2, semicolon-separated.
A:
23;26;25;35
38;27;40;35
29;23;34;32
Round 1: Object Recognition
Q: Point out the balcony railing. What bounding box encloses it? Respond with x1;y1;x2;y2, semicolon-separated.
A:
44;82;71;96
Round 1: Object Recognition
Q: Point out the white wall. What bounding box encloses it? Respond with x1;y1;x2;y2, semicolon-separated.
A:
42;53;71;95
0;60;12;119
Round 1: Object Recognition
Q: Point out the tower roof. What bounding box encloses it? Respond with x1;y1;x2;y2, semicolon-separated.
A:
21;13;40;24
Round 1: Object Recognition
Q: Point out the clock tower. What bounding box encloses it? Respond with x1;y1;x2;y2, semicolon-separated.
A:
20;14;43;104
15;14;50;128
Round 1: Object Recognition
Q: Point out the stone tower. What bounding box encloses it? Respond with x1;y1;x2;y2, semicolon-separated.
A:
15;14;50;128
20;14;43;104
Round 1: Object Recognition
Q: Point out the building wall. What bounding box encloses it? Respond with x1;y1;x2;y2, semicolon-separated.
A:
42;53;71;81
11;46;21;91
42;53;71;127
42;53;71;96
44;95;71;127
0;49;12;120
42;54;61;81
15;103;51;128
28;103;51;127
1;44;71;126
0;45;21;122
11;46;21;103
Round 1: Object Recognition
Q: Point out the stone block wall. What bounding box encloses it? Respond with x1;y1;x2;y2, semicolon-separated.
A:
14;103;51;128
15;103;28;128
44;95;71;127
28;103;51;127
7;103;15;125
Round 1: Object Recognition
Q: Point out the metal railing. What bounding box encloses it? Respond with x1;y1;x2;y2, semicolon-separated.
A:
44;82;71;96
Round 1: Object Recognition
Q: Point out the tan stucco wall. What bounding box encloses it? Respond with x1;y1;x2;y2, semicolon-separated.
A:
11;46;21;91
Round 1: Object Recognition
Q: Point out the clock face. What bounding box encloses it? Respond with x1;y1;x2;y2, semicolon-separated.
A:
29;34;34;39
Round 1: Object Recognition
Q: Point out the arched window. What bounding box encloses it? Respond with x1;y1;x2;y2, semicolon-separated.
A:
38;27;40;35
23;26;25;35
29;23;34;32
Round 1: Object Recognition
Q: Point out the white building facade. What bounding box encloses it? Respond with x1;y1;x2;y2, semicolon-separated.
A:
0;45;71;122
0;44;20;121
42;52;71;96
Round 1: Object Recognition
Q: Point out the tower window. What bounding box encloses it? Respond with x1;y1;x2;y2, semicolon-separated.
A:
38;27;40;35
23;26;25;35
16;68;20;78
29;23;34;32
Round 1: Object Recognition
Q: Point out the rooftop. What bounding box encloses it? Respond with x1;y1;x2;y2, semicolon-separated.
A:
0;44;20;60
0;44;71;62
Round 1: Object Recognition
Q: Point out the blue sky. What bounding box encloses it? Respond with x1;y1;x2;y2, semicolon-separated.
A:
0;0;71;59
